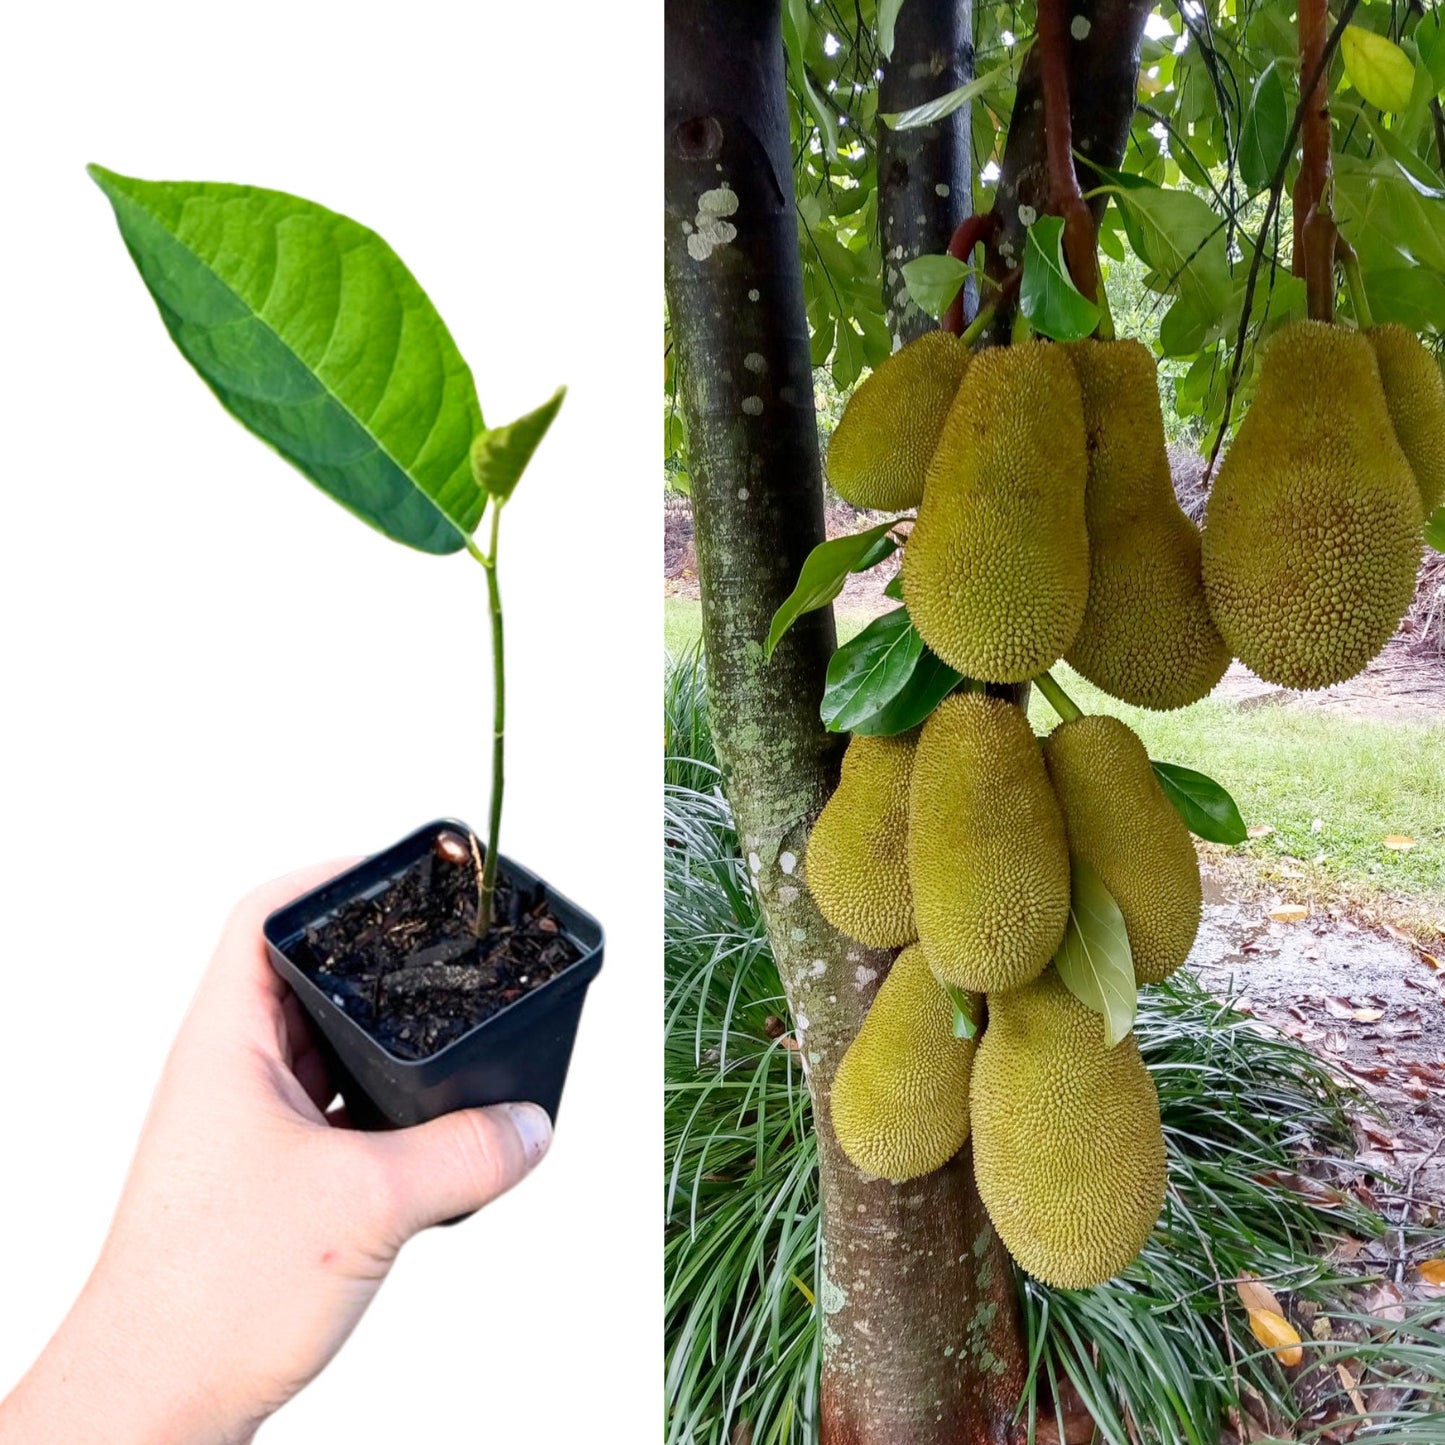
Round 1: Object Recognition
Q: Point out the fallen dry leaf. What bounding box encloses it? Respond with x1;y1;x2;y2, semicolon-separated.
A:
1360;1281;1406;1323
1312;1315;1335;1340
1418;1259;1445;1286
1382;835;1416;851
1272;904;1310;924
1248;824;1276;839
1336;1363;1369;1424
1422;952;1444;972
1332;1236;1366;1263
1248;1306;1303;1365
1237;1272;1285;1315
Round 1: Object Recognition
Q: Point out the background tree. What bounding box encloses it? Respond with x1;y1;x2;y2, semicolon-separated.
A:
666;0;1445;1439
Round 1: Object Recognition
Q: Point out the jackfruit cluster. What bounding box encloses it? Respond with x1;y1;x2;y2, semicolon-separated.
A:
1203;320;1423;690
825;330;972;511
809;694;1191;1285
970;969;1166;1288
903;342;1091;683
830;944;977;1180
1063;339;1229;710
805;730;918;949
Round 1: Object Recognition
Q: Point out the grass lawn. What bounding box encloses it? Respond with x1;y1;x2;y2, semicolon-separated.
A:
664;595;1445;908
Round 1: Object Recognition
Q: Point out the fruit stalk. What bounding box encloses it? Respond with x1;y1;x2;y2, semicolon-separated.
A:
1038;0;1100;302
1034;669;1083;723
942;212;1000;336
1292;0;1338;322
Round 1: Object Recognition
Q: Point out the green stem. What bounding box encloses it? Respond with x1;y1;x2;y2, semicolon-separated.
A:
1338;241;1373;329
1094;275;1116;341
1011;305;1033;345
1033;669;1083;722
466;500;507;936
959;304;996;348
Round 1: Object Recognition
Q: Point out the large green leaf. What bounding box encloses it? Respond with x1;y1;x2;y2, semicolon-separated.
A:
1020;217;1100;341
1152;761;1248;845
1238;63;1289;192
820;608;922;732
1053;857;1137;1048
901;254;972;319
766;523;898;659
90;166;486;555
851;644;963;736
1335;152;1445;274
1340;25;1417;113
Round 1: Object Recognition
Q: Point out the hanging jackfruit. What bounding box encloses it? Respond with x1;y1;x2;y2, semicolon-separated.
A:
1369;323;1445;516
908;693;1069;993
806;730;917;948
1063;339;1229;710
970;969;1166;1288
1202;320;1421;690
830;943;977;1180
825;330;972;511
902;341;1090;683
1044;714;1200;984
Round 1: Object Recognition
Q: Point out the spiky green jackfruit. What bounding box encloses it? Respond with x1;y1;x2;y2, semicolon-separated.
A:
806;731;917;948
831;944;976;1180
1369;323;1445;516
902;341;1090;682
908;693;1069;993
971;969;1166;1288
1044;714;1201;984
1063;339;1229;710
826;330;972;511
1202;321;1421;690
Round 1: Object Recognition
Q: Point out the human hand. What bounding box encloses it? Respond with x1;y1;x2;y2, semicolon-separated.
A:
0;862;552;1445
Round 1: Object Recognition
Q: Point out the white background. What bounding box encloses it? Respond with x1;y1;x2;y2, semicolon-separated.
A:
0;2;658;1438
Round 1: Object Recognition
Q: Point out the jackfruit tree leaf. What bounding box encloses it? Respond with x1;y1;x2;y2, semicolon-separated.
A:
944;982;979;1040
1105;182;1233;350
766;523;899;659
833;316;867;389
1239;62;1289;193
1152;761;1248;845
1426;505;1445;554
1054;857;1137;1048
1334;153;1445;273
883;573;904;600
783;0;839;159
1019;217;1100;342
876;0;906;60
901;254;972;319
821;608;923;731
89;166;486;555
469;387;566;504
881;51;1026;129
850;643;963;736
1340;25;1417;113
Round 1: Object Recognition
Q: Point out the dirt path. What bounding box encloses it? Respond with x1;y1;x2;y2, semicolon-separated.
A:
1193;867;1445;1221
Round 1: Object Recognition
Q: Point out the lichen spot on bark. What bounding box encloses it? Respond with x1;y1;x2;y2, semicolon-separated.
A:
687;185;739;260
1071;13;1091;39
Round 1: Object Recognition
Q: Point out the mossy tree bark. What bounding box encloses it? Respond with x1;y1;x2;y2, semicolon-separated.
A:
666;3;1024;1441
879;0;975;345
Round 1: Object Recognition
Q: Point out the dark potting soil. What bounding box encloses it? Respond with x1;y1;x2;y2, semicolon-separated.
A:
291;838;582;1061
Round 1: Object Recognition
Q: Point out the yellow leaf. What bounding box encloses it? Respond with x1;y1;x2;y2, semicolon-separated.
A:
1419;1258;1445;1285
1248;823;1275;839
1340;25;1417;113
1382;835;1416;851
1247;1306;1303;1365
1271;904;1309;924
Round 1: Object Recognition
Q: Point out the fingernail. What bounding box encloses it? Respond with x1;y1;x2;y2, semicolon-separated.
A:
502;1102;553;1169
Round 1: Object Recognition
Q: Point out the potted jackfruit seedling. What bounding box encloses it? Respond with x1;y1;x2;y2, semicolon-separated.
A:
90;166;602;1127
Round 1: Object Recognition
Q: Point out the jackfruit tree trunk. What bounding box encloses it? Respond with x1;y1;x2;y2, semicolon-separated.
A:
986;0;1154;329
665;2;1026;1441
878;0;975;345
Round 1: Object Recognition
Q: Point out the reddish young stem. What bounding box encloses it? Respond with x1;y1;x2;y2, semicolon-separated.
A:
1292;0;1337;321
942;212;1001;335
1037;0;1099;302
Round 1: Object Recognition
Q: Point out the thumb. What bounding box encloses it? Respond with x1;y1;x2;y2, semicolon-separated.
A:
370;1103;553;1237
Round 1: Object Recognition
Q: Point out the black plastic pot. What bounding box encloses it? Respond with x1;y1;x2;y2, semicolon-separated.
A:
264;819;603;1130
